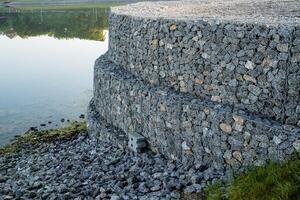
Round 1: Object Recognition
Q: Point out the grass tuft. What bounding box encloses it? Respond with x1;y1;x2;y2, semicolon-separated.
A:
205;156;300;200
0;122;87;156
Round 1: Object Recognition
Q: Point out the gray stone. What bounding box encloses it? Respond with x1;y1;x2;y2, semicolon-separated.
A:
296;106;300;114
150;185;161;192
243;75;257;84
255;135;269;143
273;136;282;145
184;185;195;193
223;150;232;160
278;53;288;60
276;43;289;52
248;85;262;96
110;195;120;200
293;140;300;152
245;61;255;70
229;79;238;87
201;53;210;59
244;132;251;144
232;151;242;162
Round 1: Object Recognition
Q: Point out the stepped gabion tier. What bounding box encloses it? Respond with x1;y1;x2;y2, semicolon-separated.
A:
88;0;300;172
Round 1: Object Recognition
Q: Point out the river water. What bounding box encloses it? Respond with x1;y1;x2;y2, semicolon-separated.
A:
0;8;109;146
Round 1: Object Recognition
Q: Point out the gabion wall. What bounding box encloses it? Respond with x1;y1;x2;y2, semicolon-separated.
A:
91;54;300;169
108;14;300;126
89;8;300;170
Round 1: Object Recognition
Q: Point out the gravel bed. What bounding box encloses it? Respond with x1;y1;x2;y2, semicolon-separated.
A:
0;133;223;200
112;0;300;26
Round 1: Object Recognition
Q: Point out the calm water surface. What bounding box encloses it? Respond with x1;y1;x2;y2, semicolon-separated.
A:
0;9;109;146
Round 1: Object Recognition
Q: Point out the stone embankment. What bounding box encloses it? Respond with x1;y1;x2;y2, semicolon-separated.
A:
89;0;300;176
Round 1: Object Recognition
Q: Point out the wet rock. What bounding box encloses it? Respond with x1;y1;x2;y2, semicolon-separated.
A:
29;127;38;132
79;114;85;119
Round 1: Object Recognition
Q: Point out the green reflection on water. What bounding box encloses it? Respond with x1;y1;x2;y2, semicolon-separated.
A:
0;7;109;146
0;8;109;41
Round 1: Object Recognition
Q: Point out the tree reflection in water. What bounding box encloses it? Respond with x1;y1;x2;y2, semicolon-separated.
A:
0;8;109;41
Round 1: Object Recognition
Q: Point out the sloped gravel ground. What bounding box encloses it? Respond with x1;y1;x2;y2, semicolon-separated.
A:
0;133;223;200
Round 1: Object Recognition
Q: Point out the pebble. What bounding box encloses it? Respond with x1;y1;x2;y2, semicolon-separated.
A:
273;136;282;145
169;24;177;31
245;60;255;70
243;74;257;84
276;43;289;52
292;140;300;152
219;123;232;133
233;115;244;125
248;85;261;96
232;151;242;162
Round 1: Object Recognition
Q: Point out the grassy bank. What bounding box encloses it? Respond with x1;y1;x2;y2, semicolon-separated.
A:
0;122;87;155
205;156;300;200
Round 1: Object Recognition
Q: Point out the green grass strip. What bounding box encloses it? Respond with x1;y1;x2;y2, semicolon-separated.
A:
0;122;87;155
205;156;300;200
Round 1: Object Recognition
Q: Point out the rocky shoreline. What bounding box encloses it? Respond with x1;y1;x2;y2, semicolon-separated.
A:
0;124;226;200
1;119;299;200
